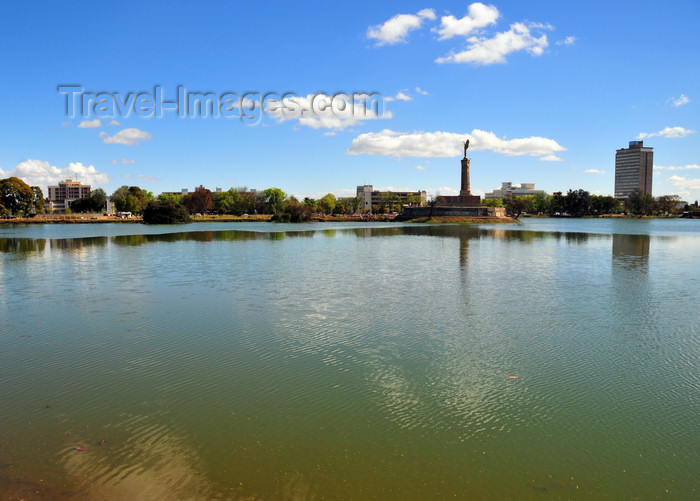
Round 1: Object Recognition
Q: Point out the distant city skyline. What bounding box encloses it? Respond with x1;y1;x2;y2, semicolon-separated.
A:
1;1;698;202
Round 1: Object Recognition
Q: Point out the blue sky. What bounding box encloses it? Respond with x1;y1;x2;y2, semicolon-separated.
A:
1;0;698;202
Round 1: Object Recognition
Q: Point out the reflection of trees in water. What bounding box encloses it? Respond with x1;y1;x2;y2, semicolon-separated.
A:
49;237;108;251
0;238;46;253
0;226;659;259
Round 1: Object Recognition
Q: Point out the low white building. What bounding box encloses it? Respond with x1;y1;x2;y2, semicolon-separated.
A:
484;182;543;199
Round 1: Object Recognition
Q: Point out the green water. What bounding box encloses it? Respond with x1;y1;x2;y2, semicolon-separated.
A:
0;220;698;500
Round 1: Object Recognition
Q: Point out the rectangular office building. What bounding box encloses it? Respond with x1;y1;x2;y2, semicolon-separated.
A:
614;140;653;200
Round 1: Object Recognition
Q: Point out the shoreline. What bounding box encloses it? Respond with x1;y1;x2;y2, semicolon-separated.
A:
1;213;685;225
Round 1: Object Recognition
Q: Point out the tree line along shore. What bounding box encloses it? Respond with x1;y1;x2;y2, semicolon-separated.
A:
2;176;697;225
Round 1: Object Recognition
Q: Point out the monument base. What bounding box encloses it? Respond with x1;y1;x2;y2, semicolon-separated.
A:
438;194;482;206
397;205;507;220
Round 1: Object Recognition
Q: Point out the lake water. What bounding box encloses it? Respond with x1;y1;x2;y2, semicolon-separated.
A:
1;219;698;500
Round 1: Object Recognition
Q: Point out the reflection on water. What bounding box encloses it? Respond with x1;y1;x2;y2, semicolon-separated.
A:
1;221;698;500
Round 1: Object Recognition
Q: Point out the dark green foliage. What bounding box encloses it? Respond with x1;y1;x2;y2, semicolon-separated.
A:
111;186;153;214
564;189;591;217
0;177;34;215
271;196;314;222
142;200;191;224
625;188;657;215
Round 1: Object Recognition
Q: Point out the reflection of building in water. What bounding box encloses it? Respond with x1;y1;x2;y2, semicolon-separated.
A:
612;233;650;259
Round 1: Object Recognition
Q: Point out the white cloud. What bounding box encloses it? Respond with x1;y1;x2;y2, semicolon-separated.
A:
109;120;121;126
111;158;136;165
585;169;605;174
415;165;427;171
655;164;700;171
415;87;429;95
436;22;551;65
429;186;460;197
637;126;695;139
265;93;392;131
101;128;153;145
385;91;413;102
137;174;158;181
556;36;576;46
540;154;563;162
668;175;700;193
367;9;436;46
434;2;500;40
78;119;102;128
672;94;690;107
348;128;566;160
0;159;109;188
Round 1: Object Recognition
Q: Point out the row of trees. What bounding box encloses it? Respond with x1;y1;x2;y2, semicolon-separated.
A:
1;175;691;222
114;186;360;224
480;188;686;217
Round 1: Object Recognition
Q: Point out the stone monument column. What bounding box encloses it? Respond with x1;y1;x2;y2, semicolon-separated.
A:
460;157;471;196
460;139;471;197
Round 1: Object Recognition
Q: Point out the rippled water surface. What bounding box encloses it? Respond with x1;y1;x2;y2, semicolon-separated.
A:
1;219;698;499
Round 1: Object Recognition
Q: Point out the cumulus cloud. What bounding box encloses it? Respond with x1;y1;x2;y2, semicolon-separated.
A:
415;165;427;171
78;119;102;128
637;126;695;139
585;169;605;174
265;93;392;131
109;120;121;126
0;159;109;188
655;164;700;171
100;128;153;145
436;22;551;65
367;8;436;46
348;128;566;159
672;94;690;107
415;87;429;95
434;2;500;40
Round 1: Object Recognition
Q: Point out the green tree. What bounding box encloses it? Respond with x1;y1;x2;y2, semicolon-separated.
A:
531;192;551;214
504;196;534;218
317;193;337;215
111;186;151;214
481;198;504;208
262;187;286;214
214;188;241;214
274;196;314;222
157;193;184;205
625;188;656;215
564;189;591;217
590;195;620;215
656;195;681;215
68;198;94;213
90;188;107;212
142;199;191;224
30;186;45;213
0;177;34;215
550;192;566;215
